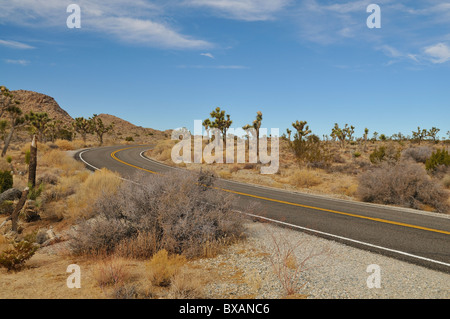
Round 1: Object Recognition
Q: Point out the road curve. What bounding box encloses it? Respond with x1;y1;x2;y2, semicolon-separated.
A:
74;144;450;273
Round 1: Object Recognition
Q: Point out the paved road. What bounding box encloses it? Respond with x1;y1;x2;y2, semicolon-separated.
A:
74;144;450;273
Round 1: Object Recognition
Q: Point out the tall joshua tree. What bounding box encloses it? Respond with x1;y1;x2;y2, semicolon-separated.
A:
209;107;232;147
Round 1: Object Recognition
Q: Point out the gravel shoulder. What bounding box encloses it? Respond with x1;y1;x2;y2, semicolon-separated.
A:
193;221;450;299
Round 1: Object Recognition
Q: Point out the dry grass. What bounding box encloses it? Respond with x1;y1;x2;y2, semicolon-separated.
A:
93;256;132;289
65;168;122;219
146;249;187;287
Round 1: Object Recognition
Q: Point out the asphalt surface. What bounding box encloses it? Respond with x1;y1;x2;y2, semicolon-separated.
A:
74;144;450;273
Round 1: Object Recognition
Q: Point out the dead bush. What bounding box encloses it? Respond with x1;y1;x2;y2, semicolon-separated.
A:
402;146;433;163
70;170;246;258
357;161;449;213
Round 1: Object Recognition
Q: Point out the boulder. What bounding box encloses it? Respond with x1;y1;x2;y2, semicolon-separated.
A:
0;188;22;203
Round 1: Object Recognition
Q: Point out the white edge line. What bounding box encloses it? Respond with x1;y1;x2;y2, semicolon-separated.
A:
239;212;450;269
82;148;450;270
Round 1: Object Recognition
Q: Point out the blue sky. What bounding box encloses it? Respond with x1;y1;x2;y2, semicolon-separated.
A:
0;0;449;139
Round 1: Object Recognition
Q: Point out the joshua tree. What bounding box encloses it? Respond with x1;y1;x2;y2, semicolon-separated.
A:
72;117;92;145
412;127;428;145
243;111;263;157
27;111;51;142
363;128;369;151
331;123;350;148
292;120;311;141
286;128;292;141
89;114;114;146
427;127;440;143
202;118;211;141
2;104;26;157
0;86;20;118
208;107;232;146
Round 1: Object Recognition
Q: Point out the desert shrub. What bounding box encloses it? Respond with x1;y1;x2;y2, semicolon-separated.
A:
168;267;205;299
369;144;400;164
442;175;450;189
291;135;330;165
357;161;449;213
125;136;134;142
147;249;186;287
425;148;450;172
0;239;39;271
37;172;59;185
289;169;322;188
94;257;131;289
402;146;433;163
54;139;74;150
70;170;246;258
0;170;13;193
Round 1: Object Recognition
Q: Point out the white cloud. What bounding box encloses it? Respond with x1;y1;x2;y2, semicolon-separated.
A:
200;52;214;58
424;43;450;64
4;59;30;66
0;0;212;50
185;0;291;21
92;16;211;49
178;64;248;69
0;39;35;49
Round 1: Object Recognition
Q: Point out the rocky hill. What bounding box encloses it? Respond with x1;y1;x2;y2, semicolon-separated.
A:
11;90;73;125
8;89;168;144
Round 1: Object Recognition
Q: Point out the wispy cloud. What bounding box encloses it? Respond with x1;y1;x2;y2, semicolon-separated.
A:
0;39;35;49
178;64;248;69
200;52;214;58
185;0;291;21
4;59;31;66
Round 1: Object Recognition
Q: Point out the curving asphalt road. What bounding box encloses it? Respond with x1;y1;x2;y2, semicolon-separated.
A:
74;144;450;273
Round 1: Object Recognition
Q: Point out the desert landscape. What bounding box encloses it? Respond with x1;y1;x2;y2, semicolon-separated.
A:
0;87;449;300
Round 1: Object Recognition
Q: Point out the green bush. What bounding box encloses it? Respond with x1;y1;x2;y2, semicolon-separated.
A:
425;148;450;172
0;239;38;271
125;136;134;142
24;150;31;165
369;145;400;164
0;170;13;193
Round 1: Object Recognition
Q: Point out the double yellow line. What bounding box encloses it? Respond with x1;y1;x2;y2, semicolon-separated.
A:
111;146;450;236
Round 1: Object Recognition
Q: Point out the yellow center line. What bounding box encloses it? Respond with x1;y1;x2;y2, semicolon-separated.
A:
111;146;450;236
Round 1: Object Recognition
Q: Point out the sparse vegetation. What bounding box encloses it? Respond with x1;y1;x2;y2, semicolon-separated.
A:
70;170;246;258
358;161;449;213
